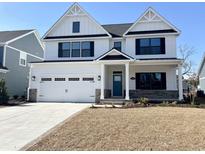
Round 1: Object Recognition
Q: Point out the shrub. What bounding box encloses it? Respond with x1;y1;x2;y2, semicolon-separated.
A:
197;90;204;97
138;97;149;107
0;79;9;104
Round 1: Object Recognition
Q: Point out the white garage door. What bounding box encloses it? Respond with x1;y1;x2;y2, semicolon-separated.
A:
38;76;95;102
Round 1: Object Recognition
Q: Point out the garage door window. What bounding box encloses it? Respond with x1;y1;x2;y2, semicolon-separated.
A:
41;78;52;81
55;78;66;81
68;78;80;81
83;77;94;81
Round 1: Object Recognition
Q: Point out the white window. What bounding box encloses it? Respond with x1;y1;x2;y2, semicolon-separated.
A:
19;52;27;67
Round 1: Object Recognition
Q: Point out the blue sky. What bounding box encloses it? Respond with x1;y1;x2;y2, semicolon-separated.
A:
0;2;204;72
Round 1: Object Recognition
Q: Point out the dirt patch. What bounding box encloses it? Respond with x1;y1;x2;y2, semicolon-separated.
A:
27;107;205;151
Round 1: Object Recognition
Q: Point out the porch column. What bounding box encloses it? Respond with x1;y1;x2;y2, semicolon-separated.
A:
125;63;130;100
178;64;183;100
100;63;105;100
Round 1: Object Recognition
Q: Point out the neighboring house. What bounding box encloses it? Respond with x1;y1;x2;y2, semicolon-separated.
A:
198;53;205;92
0;30;44;98
28;3;183;103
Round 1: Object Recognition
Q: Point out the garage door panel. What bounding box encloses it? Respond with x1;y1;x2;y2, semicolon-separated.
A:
38;75;95;102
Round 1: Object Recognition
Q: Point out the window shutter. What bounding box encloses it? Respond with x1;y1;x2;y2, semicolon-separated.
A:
90;41;94;57
161;73;166;89
135;39;140;55
58;43;62;57
160;38;165;54
135;73;140;89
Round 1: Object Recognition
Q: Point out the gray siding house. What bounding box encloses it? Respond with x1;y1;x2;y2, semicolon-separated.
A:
0;30;44;98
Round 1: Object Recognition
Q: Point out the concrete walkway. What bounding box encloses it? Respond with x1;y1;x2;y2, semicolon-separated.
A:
0;103;90;151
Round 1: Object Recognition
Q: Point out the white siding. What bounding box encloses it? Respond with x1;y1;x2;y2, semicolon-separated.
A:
125;35;177;59
44;38;110;60
48;15;106;36
129;65;177;90
130;21;172;32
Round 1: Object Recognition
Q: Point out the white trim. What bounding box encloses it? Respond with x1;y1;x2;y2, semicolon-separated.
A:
124;32;179;38
125;63;130;100
3;45;6;67
42;3;111;39
7;45;44;60
96;48;134;61
197;52;205;75
199;77;205;80
32;30;45;51
43;36;110;42
123;7;180;36
0;69;9;73
6;30;35;44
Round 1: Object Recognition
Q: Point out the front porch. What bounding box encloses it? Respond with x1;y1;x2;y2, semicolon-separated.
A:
97;60;183;104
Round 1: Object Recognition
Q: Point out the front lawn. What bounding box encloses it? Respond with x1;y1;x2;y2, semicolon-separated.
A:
27;107;205;151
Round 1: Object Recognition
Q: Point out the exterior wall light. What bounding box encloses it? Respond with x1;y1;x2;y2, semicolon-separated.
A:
31;76;36;81
98;75;101;81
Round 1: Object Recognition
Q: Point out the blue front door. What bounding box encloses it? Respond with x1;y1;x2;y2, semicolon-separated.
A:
113;73;122;97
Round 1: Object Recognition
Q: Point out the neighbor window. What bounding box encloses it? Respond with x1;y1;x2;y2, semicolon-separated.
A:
136;73;166;90
58;42;70;57
81;41;94;57
114;42;122;51
71;42;80;57
136;38;165;55
72;22;80;33
19;52;27;67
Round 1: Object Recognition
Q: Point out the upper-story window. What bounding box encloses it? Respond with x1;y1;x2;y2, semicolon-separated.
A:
58;41;94;58
71;42;80;57
72;22;80;33
114;42;121;51
136;38;165;55
58;42;70;57
0;46;4;66
81;41;94;57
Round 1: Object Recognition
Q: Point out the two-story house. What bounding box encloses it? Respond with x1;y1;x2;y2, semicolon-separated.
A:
28;3;183;103
0;30;44;98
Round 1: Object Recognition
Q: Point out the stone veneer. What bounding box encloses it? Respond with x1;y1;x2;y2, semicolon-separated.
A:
95;89;111;103
96;89;179;103
129;90;179;100
29;89;37;102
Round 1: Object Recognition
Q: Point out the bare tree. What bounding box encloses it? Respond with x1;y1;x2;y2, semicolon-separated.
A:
178;44;196;77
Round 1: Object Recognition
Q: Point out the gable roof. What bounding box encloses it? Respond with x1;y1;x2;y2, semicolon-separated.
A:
96;48;134;61
123;7;180;36
102;23;133;37
43;3;111;39
0;30;34;43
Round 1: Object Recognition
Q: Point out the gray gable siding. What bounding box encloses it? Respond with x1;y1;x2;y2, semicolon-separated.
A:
9;33;44;58
4;47;42;97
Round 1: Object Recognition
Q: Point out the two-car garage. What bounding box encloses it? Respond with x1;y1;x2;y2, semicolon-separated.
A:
38;75;96;102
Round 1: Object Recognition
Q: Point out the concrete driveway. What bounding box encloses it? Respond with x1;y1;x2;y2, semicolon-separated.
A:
0;103;90;151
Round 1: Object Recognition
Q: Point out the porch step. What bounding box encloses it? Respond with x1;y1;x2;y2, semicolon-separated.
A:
100;99;131;105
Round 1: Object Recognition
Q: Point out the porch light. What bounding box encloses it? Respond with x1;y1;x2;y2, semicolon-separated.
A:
98;75;101;81
130;77;135;80
31;76;36;81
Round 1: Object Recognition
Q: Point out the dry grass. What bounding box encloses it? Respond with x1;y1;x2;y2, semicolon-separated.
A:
27;107;205;151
